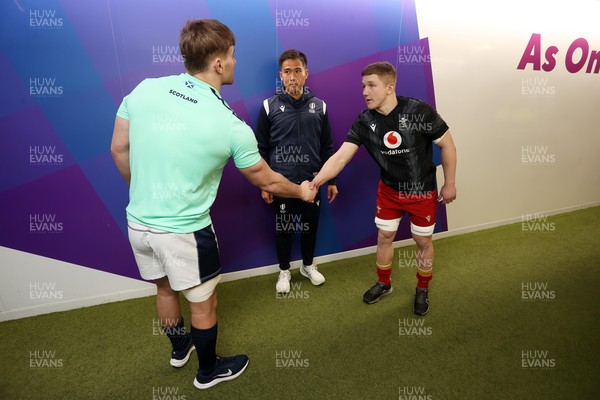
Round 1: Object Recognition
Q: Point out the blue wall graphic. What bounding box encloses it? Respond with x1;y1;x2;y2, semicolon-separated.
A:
0;0;446;279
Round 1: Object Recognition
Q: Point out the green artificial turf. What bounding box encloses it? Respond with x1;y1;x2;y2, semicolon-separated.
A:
1;207;599;399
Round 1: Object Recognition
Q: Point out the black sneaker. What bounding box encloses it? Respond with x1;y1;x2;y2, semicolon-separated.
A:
170;334;195;368
363;281;393;304
413;287;429;316
193;355;249;390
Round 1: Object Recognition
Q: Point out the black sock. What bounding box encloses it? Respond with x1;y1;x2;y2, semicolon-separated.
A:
162;318;188;352
191;323;218;374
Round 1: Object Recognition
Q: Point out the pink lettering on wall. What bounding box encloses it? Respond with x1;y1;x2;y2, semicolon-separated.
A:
517;33;599;74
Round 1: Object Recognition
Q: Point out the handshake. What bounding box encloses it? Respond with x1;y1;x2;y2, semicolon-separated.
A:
300;180;317;202
261;177;338;205
300;178;338;203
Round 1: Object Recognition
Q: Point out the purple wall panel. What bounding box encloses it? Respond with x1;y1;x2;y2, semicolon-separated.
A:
0;0;446;279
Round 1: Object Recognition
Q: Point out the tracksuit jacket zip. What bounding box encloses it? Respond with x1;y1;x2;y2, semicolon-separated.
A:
255;87;335;185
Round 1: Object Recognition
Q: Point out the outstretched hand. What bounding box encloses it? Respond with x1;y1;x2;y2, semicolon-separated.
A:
300;180;317;203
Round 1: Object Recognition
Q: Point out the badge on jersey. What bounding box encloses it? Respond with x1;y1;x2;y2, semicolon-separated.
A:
399;117;409;130
383;131;402;149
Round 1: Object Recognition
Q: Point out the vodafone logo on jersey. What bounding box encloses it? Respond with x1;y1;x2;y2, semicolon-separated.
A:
383;131;402;149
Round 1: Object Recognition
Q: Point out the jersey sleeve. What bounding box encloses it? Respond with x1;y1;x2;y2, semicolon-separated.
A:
230;117;262;169
116;95;130;120
345;118;364;147
116;78;150;120
421;103;448;142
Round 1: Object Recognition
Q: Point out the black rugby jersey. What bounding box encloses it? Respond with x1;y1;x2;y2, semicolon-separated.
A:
345;96;448;194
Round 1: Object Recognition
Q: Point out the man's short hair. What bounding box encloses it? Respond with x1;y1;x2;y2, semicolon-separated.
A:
179;19;236;74
361;61;397;85
278;49;308;69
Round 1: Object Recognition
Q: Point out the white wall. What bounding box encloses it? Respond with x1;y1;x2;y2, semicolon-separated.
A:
0;246;155;322
0;242;387;322
417;0;600;230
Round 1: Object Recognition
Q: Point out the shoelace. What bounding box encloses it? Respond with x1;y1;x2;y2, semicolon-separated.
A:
304;265;318;274
279;271;291;279
370;282;386;294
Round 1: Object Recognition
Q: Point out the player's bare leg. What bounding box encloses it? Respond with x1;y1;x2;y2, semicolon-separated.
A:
412;234;434;275
189;290;218;329
155;277;195;367
156;277;182;328
376;228;396;266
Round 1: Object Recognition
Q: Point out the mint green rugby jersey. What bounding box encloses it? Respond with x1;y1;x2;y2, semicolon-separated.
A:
117;73;261;233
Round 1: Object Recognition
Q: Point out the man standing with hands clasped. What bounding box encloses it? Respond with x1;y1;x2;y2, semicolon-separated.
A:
311;61;456;315
111;20;316;390
255;49;338;294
